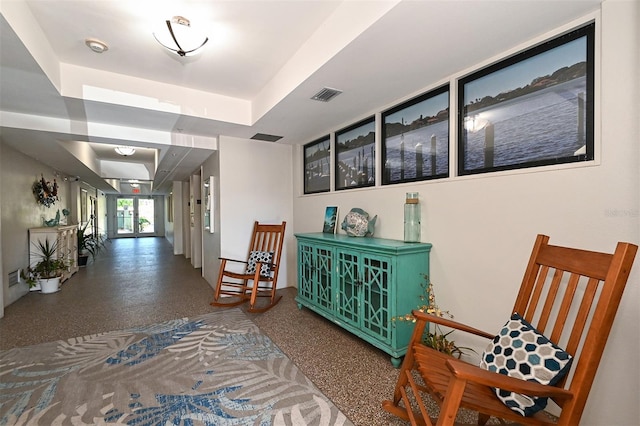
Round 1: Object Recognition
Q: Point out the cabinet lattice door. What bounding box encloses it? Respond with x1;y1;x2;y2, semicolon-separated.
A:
361;255;392;342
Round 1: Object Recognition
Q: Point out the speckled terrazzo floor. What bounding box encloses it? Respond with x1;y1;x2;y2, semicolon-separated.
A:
0;237;501;425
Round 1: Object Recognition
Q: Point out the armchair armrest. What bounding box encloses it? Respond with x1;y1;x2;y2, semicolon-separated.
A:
412;310;495;340
218;257;248;265
445;358;574;402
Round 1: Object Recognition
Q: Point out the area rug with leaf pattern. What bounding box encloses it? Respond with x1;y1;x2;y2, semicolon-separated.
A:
0;308;353;425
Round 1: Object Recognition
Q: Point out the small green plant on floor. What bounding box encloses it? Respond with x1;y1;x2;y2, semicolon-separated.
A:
392;274;474;359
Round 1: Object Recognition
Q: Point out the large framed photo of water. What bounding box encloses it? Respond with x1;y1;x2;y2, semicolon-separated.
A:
382;85;450;185
458;23;594;175
303;136;331;194
335;116;376;191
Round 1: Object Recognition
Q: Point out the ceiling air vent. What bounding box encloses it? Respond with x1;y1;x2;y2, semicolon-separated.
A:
311;87;342;102
251;133;283;142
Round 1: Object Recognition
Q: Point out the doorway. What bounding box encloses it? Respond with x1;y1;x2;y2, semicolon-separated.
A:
116;197;156;237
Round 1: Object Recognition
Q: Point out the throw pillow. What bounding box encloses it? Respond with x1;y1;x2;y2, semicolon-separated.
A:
479;313;573;417
246;251;274;277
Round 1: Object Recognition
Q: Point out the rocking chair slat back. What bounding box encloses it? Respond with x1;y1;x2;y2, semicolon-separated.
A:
383;234;637;426
212;221;287;313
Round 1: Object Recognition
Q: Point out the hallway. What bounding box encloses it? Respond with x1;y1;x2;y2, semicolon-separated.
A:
0;237;464;425
0;237;215;349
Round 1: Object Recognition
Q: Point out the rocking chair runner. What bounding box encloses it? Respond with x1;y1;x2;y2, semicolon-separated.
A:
211;221;286;313
383;234;637;426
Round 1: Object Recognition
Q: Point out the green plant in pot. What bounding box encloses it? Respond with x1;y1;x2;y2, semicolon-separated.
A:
392;274;475;359
77;222;107;266
22;238;67;293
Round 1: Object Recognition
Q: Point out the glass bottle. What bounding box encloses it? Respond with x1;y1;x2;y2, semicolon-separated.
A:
404;192;421;242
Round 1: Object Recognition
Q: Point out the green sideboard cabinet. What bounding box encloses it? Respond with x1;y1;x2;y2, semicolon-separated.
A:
295;233;432;367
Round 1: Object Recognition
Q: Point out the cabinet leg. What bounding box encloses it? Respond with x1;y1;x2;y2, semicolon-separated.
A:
391;356;403;368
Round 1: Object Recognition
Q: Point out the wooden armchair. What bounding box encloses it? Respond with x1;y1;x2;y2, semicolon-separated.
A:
211;221;286;313
383;234;637;425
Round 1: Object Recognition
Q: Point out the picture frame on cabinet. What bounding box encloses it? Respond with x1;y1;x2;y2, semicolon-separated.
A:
322;206;338;234
382;85;450;185
303;136;331;194
458;23;594;176
335;116;376;191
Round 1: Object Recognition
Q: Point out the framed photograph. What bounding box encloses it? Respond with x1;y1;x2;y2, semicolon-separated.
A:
203;176;214;233
322;206;339;233
303;136;331;194
458;23;594;175
80;189;88;222
335;116;376;190
382;85;449;184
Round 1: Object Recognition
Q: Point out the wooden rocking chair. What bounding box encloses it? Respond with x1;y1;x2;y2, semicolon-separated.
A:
383;234;637;426
211;221;286;313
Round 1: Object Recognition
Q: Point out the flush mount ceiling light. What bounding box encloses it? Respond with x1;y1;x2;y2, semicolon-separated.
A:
115;146;136;156
153;16;208;57
85;38;109;53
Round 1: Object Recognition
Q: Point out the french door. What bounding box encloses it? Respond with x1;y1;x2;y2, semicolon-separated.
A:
116;197;156;237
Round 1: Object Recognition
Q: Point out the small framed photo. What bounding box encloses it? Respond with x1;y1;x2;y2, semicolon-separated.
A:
322;206;339;233
382;85;449;184
335;116;376;190
303;136;331;194
458;23;594;175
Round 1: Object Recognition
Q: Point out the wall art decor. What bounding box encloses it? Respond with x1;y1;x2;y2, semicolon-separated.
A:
322;206;339;234
382;85;449;184
458;23;594;175
32;174;58;208
303;136;331;194
335;117;376;191
204;176;214;233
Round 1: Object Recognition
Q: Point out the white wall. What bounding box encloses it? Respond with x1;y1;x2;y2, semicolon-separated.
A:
182;181;191;259
164;194;174;246
0;138;3;317
219;136;294;288
292;3;639;425
201;152;220;287
172;181;183;255
190;174;202;268
0;142;71;307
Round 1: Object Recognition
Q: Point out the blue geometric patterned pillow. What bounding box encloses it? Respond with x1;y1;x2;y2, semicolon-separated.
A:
246;251;274;277
479;313;573;416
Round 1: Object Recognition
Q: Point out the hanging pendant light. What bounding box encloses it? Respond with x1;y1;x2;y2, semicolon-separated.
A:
153;16;208;57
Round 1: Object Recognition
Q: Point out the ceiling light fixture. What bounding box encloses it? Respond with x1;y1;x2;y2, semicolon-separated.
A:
115;146;136;156
153;16;208;57
85;38;109;53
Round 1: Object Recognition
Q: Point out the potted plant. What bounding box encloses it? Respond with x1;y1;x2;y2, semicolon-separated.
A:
77;222;107;266
22;238;67;293
392;274;475;359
